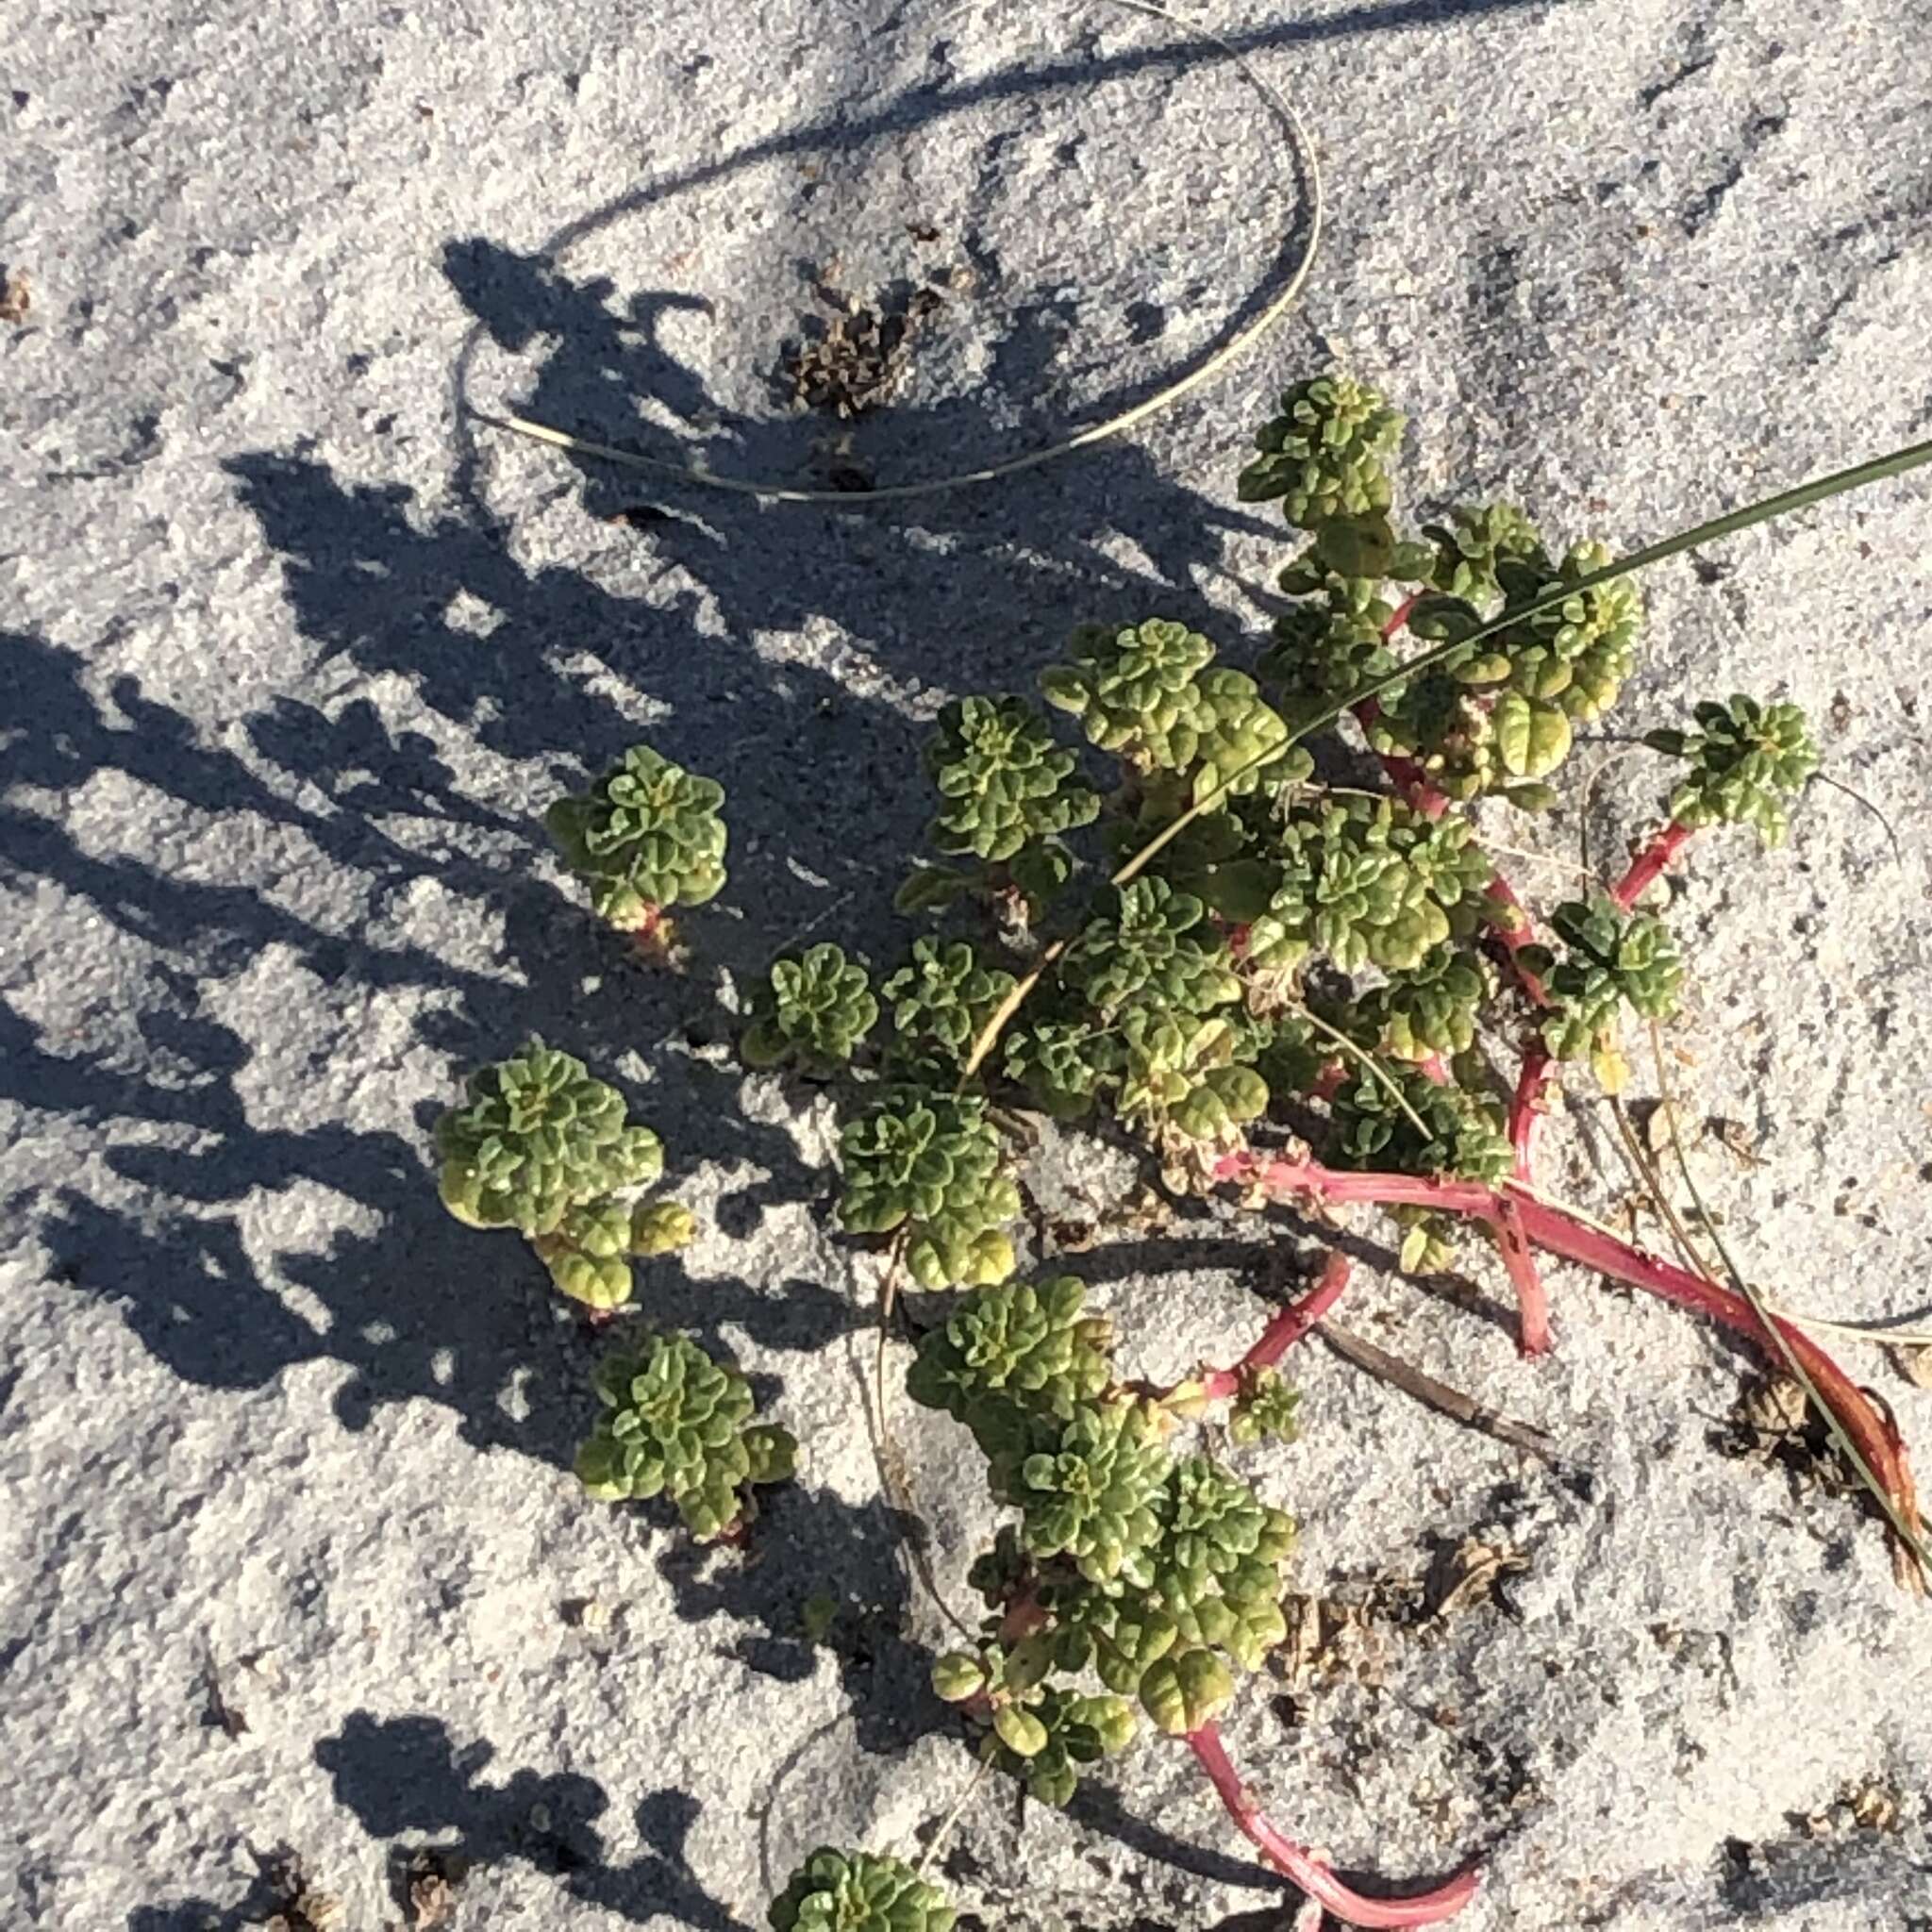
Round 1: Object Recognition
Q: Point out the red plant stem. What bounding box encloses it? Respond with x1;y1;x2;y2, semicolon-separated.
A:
1508;1048;1552;1181
1611;820;1694;909
1214;1152;1918;1528
1491;1193;1551;1357
1416;1052;1452;1086
1309;1061;1347;1102
1185;1254;1354;1402
998;1593;1049;1643
1500;1053;1557;1350
1186;1724;1480;1927
1483;874;1551;1007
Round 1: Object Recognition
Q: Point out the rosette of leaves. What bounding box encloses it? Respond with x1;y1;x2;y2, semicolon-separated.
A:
930;1648;1138;1806
837;1086;1020;1289
1524;896;1684;1070
1491;541;1642;723
1363;541;1641;795
922;693;1100;863
1237;373;1403;528
1331;1067;1511;1183
1424;502;1546;605
1244;798;1489;977
1229;1367;1301;1445
544;743;727;931
1363;943;1493;1060
1184;669;1306;803
1071;877;1240;1020
435;1038;664;1239
1114;1009;1269;1146
575;1333;796;1539
881;938;1017;1074
1041;618;1217;772
1013;1399;1171;1583
1259;594;1400;721
768;1850;954;1932
1646;693;1820;845
1140;1458;1295;1669
1003;1015;1123;1121
742;944;878;1071
907;1275;1114;1453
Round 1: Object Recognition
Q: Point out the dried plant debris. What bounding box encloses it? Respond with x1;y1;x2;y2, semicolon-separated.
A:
781;279;946;419
1795;1774;1907;1839
1274;1531;1530;1693
0;266;30;324
1421;1532;1530;1624
255;1849;341;1930
1277;1590;1396;1692
1718;1375;1858;1494
402;1846;470;1927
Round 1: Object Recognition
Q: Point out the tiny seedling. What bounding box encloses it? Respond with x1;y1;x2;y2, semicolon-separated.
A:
768;1847;954;1932
546;742;728;954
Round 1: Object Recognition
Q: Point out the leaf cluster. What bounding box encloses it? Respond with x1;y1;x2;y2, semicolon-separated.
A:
434;1038;688;1308
545;742;727;931
915;1277;1299;1801
576;1332;796;1539
1646;692;1820;845
768;1850;954;1932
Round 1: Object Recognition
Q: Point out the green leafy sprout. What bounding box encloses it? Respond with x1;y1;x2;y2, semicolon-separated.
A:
546;742;727;940
576;1332;795;1539
433;1038;690;1310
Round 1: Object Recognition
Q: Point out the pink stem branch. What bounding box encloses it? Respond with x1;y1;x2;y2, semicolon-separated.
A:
1186;1724;1481;1927
1508;1049;1552;1182
1500;1053;1556;1349
1214;1153;1918;1528
1491;1194;1550;1357
1186;1254;1354;1402
1611;820;1694;909
1483;874;1551;1007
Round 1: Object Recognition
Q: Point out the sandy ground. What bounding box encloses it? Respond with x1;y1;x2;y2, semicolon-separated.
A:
4;0;1932;1926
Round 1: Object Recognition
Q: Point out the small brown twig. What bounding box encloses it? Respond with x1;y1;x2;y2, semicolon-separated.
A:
1315;1320;1563;1465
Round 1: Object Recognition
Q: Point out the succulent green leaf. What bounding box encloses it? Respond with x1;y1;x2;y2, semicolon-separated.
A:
1139;1648;1234;1735
768;1850;955;1932
577;1334;791;1539
546;744;727;929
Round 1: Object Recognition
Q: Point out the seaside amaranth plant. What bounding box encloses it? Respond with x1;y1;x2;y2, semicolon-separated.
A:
432;371;1931;1928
